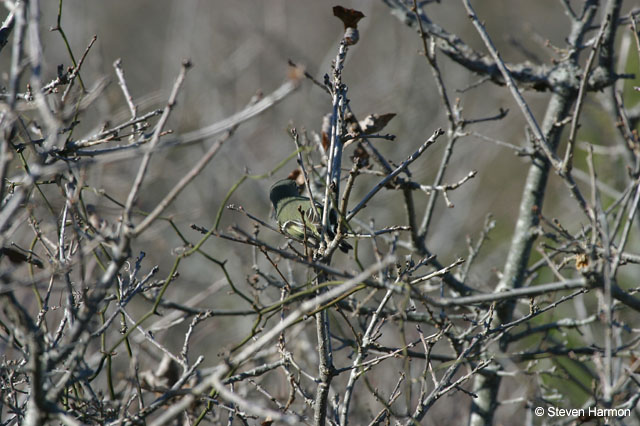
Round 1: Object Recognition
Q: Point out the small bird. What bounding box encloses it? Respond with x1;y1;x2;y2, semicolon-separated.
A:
269;179;352;253
0;246;44;268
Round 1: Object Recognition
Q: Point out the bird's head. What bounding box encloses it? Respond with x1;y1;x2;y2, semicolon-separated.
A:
269;179;300;209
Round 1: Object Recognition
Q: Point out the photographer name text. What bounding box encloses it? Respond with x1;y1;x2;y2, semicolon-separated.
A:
539;406;630;418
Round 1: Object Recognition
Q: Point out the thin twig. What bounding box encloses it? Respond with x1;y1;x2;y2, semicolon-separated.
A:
348;128;443;221
122;60;191;234
562;17;609;173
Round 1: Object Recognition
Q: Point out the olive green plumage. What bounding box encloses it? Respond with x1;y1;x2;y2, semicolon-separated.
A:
269;179;352;253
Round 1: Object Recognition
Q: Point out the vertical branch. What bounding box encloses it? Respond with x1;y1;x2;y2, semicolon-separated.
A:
416;135;459;243
586;147;614;404
0;0;26;220
7;0;25;112
412;0;460;243
28;0;61;150
461;1;619;425
322;41;349;246
292;128;320;221
597;0;623;71
461;0;560;169
315;26;352;424
469;93;574;426
313;307;335;426
562;18;609;173
0;6;16;54
122;61;191;234
339;288;394;425
113;58;138;120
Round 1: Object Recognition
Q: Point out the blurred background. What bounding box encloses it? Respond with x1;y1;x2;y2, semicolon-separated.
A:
15;0;638;365
3;0;639;422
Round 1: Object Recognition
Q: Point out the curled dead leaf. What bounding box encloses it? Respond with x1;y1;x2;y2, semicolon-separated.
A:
575;253;589;271
358;113;396;135
286;169;303;186
332;6;365;30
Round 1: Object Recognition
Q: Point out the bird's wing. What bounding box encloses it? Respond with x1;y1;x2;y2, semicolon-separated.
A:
279;197;319;230
307;200;322;224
